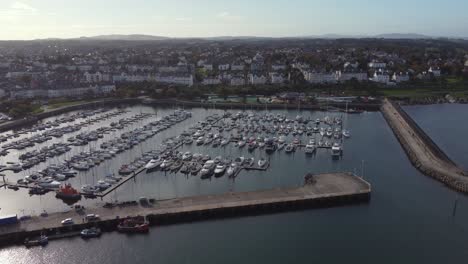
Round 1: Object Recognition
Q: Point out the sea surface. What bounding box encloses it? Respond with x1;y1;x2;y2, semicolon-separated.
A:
1;104;468;264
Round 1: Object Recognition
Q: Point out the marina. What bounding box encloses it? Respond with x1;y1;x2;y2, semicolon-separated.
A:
0;102;370;249
1;102;468;262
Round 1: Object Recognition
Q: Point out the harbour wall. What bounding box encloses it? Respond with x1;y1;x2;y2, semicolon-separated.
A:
381;99;468;193
0;174;370;247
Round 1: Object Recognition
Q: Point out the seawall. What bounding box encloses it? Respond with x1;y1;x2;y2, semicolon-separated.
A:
381;99;468;193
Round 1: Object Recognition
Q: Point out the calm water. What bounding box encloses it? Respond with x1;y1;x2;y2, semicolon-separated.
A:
1;104;468;264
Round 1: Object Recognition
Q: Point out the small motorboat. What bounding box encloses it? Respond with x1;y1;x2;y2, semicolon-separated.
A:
257;158;268;168
214;164;226;177
81;227;102;239
24;235;48;247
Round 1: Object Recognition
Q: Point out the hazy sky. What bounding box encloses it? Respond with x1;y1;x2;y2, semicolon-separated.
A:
1;0;467;40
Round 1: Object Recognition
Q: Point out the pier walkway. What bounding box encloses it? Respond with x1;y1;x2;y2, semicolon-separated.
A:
0;173;370;245
381;99;468;192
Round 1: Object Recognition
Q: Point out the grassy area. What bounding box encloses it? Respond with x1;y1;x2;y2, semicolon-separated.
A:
380;88;468;98
46;99;96;109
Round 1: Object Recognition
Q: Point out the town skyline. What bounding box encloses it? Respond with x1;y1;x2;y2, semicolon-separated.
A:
1;0;468;40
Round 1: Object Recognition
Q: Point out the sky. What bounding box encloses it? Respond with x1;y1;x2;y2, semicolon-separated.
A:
0;0;467;40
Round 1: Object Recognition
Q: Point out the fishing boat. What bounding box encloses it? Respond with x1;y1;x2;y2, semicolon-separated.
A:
56;184;81;201
117;216;149;233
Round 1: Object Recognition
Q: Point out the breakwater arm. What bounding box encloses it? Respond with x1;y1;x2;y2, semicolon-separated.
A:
381;99;468;192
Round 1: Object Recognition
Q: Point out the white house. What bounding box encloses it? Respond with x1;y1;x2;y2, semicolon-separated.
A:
428;66;441;77
248;74;267;85
368;61;387;69
202;76;222;85
127;65;153;72
84;71;101;83
203;64;213;71
272;64;287;71
392;72;410;83
218;64;230;71
306;71;339;84
338;71;368;82
156;74;193;86
371;70;390;84
77;65;93;72
230;76;245;86
231;63;244;71
269;72;286;84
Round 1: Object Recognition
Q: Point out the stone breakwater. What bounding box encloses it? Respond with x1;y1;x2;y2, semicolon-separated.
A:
381;99;468;193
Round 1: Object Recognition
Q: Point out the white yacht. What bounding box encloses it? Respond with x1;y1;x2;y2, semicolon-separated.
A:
145;158;162;170
214;164;226;176
38;177;61;189
182;152;193;161
331;143;342;157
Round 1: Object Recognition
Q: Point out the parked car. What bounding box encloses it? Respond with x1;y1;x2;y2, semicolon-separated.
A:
85;214;100;222
61;218;74;225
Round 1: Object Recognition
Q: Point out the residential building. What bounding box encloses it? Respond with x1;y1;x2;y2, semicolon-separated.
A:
269;72;286;84
338;70;368;82
368;61;387;69
156;74;193;86
202;76;222;85
392;72;410;83
428;66;441;77
231;62;244;71
305;71;339;84
248;73;267;85
230;76;245;86
371;70;390;84
218;64;230;71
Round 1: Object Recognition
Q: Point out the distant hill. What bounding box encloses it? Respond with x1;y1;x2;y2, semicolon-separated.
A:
77;34;170;41
374;33;432;39
27;33;468;42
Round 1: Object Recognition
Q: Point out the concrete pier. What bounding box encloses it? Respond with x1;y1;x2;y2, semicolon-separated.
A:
381;99;468;192
0;172;370;247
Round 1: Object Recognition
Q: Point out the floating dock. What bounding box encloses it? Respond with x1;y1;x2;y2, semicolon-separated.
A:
381;99;468;193
0;172;370;247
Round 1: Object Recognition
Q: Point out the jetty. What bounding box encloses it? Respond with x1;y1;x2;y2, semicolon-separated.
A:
381;99;468;192
0;172;370;246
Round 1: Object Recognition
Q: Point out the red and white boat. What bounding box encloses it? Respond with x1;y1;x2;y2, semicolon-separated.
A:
117;216;149;233
56;184;81;200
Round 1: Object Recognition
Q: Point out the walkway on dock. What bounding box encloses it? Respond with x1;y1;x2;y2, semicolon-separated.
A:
381;99;468;192
0;173;370;237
